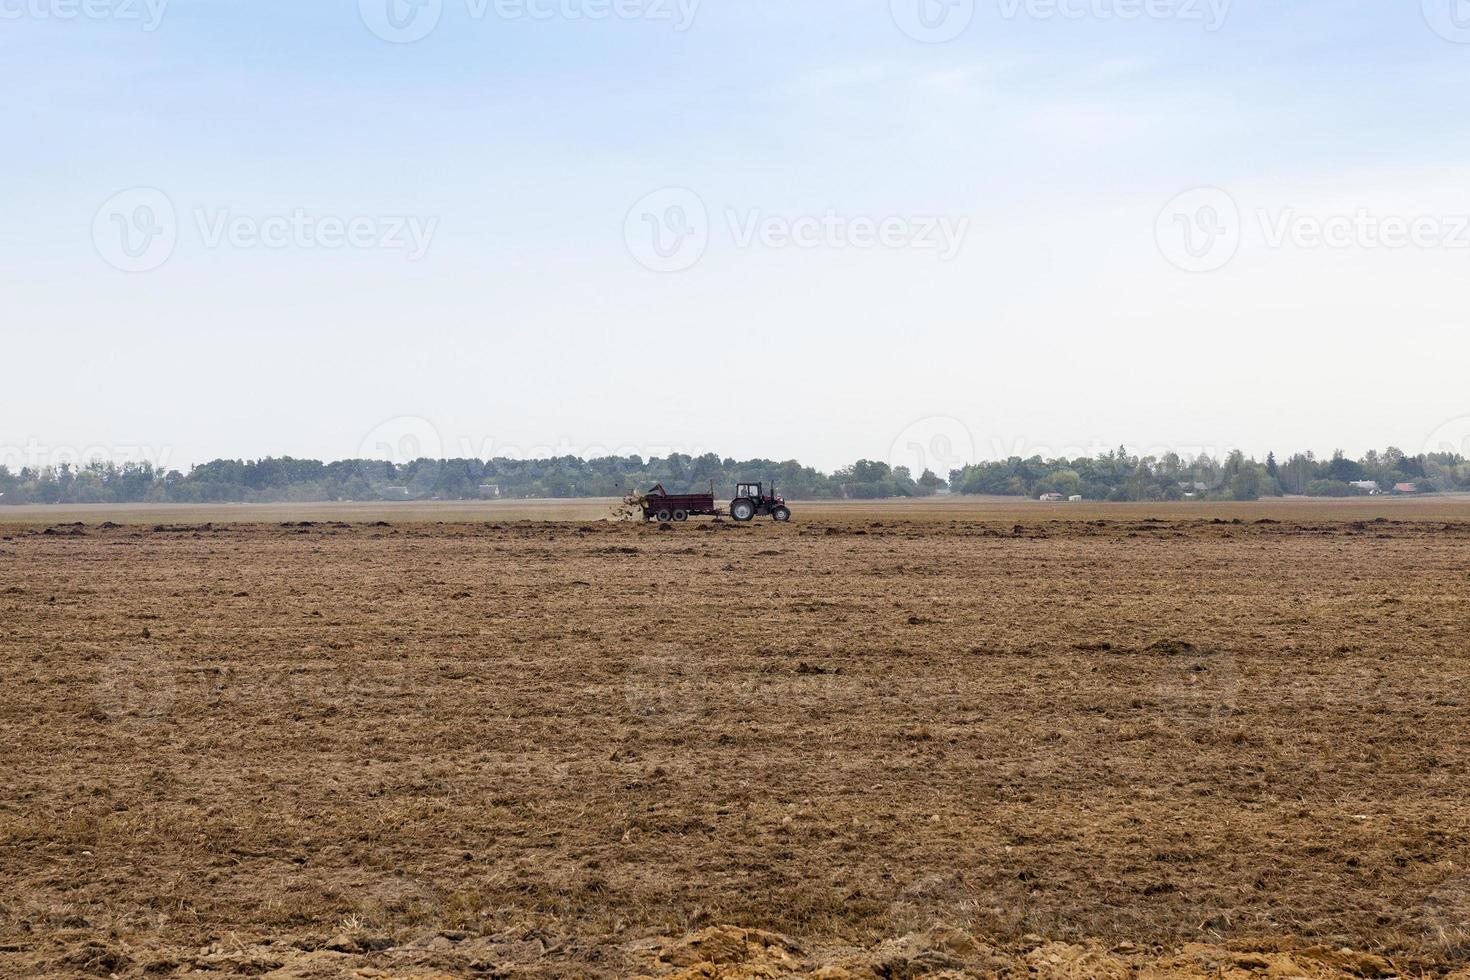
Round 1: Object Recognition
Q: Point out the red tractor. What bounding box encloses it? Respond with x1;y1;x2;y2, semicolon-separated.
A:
729;482;791;523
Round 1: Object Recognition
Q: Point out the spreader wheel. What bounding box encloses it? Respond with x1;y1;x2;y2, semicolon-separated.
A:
673;510;689;522
655;509;673;523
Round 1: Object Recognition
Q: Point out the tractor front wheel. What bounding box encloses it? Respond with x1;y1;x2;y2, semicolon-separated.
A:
772;506;791;522
731;499;755;522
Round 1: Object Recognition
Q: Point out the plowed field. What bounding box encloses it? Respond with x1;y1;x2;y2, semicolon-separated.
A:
3;502;1469;977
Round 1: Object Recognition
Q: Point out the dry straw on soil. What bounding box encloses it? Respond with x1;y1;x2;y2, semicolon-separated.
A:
2;500;1469;977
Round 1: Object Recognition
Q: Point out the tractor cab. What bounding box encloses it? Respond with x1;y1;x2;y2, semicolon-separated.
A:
730;482;791;523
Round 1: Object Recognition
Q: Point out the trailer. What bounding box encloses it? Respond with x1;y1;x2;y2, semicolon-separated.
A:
636;482;719;522
635;481;791;523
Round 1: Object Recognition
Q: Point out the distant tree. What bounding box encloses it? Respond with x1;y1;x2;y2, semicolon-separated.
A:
1306;479;1358;497
1326;450;1365;483
1229;467;1263;501
1193;453;1221;490
1279;452;1316;495
1039;469;1082;497
5;442;1469;506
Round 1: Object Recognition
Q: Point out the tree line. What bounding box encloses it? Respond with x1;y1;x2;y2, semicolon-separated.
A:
0;446;1464;505
948;447;1464;501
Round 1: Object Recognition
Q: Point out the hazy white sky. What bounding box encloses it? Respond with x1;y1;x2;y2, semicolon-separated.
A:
4;0;1469;474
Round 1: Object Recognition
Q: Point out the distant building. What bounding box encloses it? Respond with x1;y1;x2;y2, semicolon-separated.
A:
1350;480;1381;495
478;484;501;499
384;486;410;497
1393;482;1420;494
1069;495;1083;502
1039;492;1065;502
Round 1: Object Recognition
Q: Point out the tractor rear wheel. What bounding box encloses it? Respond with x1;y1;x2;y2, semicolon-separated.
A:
673;510;688;522
655;509;672;523
731;499;755;522
772;506;791;522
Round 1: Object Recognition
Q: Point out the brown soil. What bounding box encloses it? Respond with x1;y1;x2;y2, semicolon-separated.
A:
3;508;1470;977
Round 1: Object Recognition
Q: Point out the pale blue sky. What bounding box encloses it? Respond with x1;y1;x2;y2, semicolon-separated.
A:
4;0;1469;473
